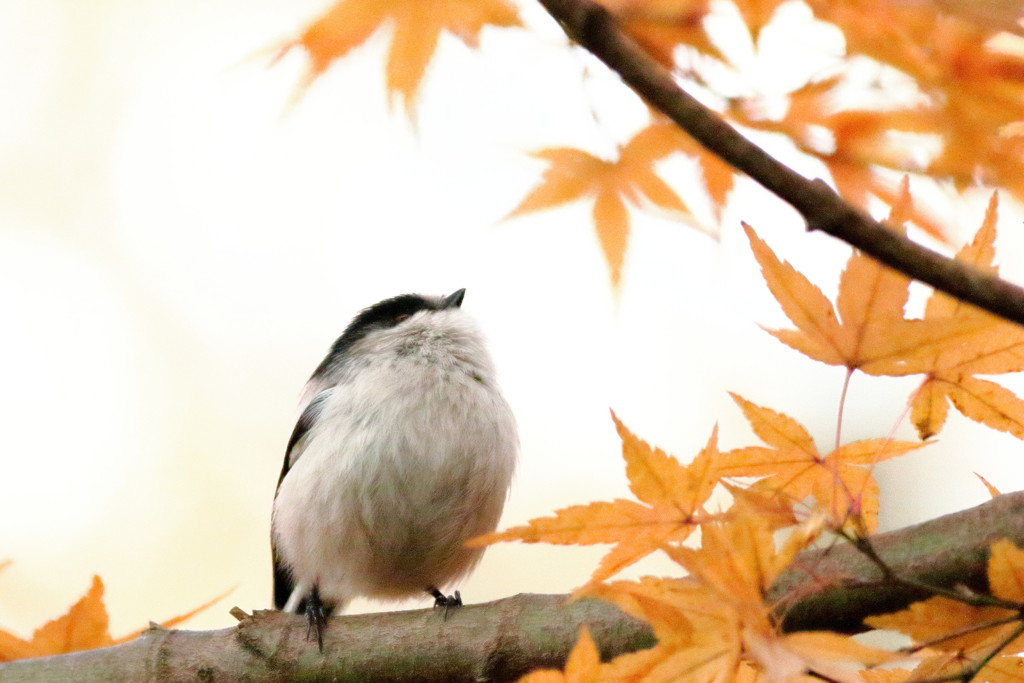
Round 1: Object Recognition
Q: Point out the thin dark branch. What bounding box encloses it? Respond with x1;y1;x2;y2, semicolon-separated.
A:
769;491;1024;632
962;619;1024;683
904;615;1021;655
844;533;1022;610
906;619;1024;683
536;0;1024;326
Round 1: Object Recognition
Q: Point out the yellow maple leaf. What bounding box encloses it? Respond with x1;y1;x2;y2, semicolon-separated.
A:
283;0;520;113
509;124;697;286
474;412;720;582
718;394;924;530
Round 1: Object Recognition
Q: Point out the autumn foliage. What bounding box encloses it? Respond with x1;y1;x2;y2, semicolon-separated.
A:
270;0;1024;677
493;192;1024;682
5;0;1024;680
282;0;1024;279
0;573;224;663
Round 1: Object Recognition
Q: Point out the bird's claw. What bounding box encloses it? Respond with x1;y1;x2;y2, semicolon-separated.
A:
305;586;329;651
429;588;462;620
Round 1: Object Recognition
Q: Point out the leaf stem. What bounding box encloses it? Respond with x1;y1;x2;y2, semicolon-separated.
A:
836;367;853;452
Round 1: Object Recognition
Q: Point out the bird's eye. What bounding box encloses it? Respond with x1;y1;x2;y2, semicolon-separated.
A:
395;313;411;323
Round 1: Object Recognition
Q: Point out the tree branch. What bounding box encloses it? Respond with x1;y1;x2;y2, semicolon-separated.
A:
537;0;1024;326
770;490;1024;632
0;595;654;683
3;493;1023;681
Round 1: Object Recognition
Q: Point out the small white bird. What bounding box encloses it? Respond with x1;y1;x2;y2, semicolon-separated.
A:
271;289;518;647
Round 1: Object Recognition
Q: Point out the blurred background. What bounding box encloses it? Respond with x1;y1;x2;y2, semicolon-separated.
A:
1;0;1023;637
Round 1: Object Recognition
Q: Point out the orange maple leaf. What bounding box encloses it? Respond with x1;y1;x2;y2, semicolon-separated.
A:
866;596;1017;655
668;513;802;606
670;514;898;681
902;194;1024;439
865;540;1024;682
595;0;723;67
983;656;1024;683
620;15;723;69
744;218;988;376
718;394;924;530
508;124;698;286
668;128;736;221
976;472;1003;499
517;626;603;683
823;109;938;197
859;670;914;683
283;0;520;113
580;576;699;645
585;514;895;683
988;539;1024;603
0;575;227;662
754;630;901;683
798;0;1024;203
0;576;113;661
746;192;1024;440
729;80;952;241
474;412;720;582
731;0;789;40
583;575;742;682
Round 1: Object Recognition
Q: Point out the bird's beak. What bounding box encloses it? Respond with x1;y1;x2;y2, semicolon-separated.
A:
442;288;466;309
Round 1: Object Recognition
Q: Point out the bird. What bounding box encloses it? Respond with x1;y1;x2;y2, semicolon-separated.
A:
271;288;518;649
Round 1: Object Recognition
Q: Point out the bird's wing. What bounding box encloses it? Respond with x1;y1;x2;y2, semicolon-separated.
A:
275;387;334;489
272;544;298;611
272;387;334;609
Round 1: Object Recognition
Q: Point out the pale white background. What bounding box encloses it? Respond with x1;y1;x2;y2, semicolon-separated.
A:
1;0;1023;637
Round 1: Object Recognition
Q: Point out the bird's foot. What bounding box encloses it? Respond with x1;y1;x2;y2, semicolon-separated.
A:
428;587;462;620
305;585;329;651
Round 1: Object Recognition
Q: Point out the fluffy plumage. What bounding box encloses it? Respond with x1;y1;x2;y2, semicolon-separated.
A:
271;289;517;643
